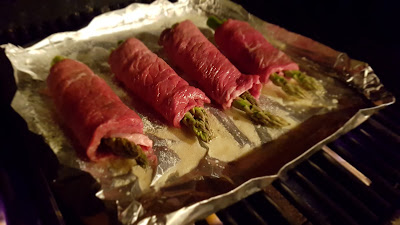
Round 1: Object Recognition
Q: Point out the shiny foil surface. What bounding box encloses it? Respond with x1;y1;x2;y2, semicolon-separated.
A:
1;0;394;224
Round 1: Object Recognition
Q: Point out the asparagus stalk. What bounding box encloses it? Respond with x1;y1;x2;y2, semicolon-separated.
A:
182;107;213;142
284;70;324;92
207;16;226;30
109;40;126;53
111;41;213;143
269;73;307;98
51;56;66;67
99;137;148;168
206;18;309;99
232;91;289;128
207;17;316;98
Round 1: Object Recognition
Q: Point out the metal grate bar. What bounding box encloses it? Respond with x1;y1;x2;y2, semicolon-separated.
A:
362;118;400;149
241;199;272;225
216;201;267;225
359;111;400;160
374;103;400;132
215;210;239;225
340;133;400;185
305;160;379;224
313;152;392;218
385;105;400;124
273;179;334;225
358;126;400;157
373;111;400;135
292;168;361;225
262;185;310;225
329;142;400;205
245;192;291;225
355;128;400;170
322;145;371;186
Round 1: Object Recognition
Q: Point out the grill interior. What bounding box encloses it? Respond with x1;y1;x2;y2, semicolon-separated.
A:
0;1;399;225
194;103;400;225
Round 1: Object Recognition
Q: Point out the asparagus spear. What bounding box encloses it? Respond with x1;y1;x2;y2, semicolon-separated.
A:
110;42;213;143
99;137;148;168
109;40;126;53
51;55;66;67
232;91;289;128
207;17;311;98
284;70;324;92
181;107;213;142
269;73;307;98
207;16;226;30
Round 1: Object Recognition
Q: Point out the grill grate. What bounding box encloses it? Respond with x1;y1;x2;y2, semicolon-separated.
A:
197;103;400;225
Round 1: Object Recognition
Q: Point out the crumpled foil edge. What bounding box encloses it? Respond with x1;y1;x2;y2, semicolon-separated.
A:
138;102;391;225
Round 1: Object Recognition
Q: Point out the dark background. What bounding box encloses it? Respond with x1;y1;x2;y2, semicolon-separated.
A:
0;0;399;224
233;0;400;96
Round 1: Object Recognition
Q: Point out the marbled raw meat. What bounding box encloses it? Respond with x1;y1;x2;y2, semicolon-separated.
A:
108;38;210;128
159;20;262;109
214;19;299;83
47;59;156;164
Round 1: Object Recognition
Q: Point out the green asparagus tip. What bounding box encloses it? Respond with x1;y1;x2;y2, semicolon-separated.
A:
182;107;213;143
233;91;290;128
99;137;148;168
109;40;125;54
240;90;259;106
269;73;307;98
207;16;227;30
51;56;66;67
172;22;180;29
283;70;325;92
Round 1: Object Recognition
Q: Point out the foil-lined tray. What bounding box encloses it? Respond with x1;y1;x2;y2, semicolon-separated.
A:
1;0;395;224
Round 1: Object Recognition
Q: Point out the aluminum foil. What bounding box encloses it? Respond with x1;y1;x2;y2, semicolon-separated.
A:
1;0;395;224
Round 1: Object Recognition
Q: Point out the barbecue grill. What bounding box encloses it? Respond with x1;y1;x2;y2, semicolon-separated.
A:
195;103;400;225
0;1;399;225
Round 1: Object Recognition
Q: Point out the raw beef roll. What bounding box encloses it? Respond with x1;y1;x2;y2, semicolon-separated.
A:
47;58;156;166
